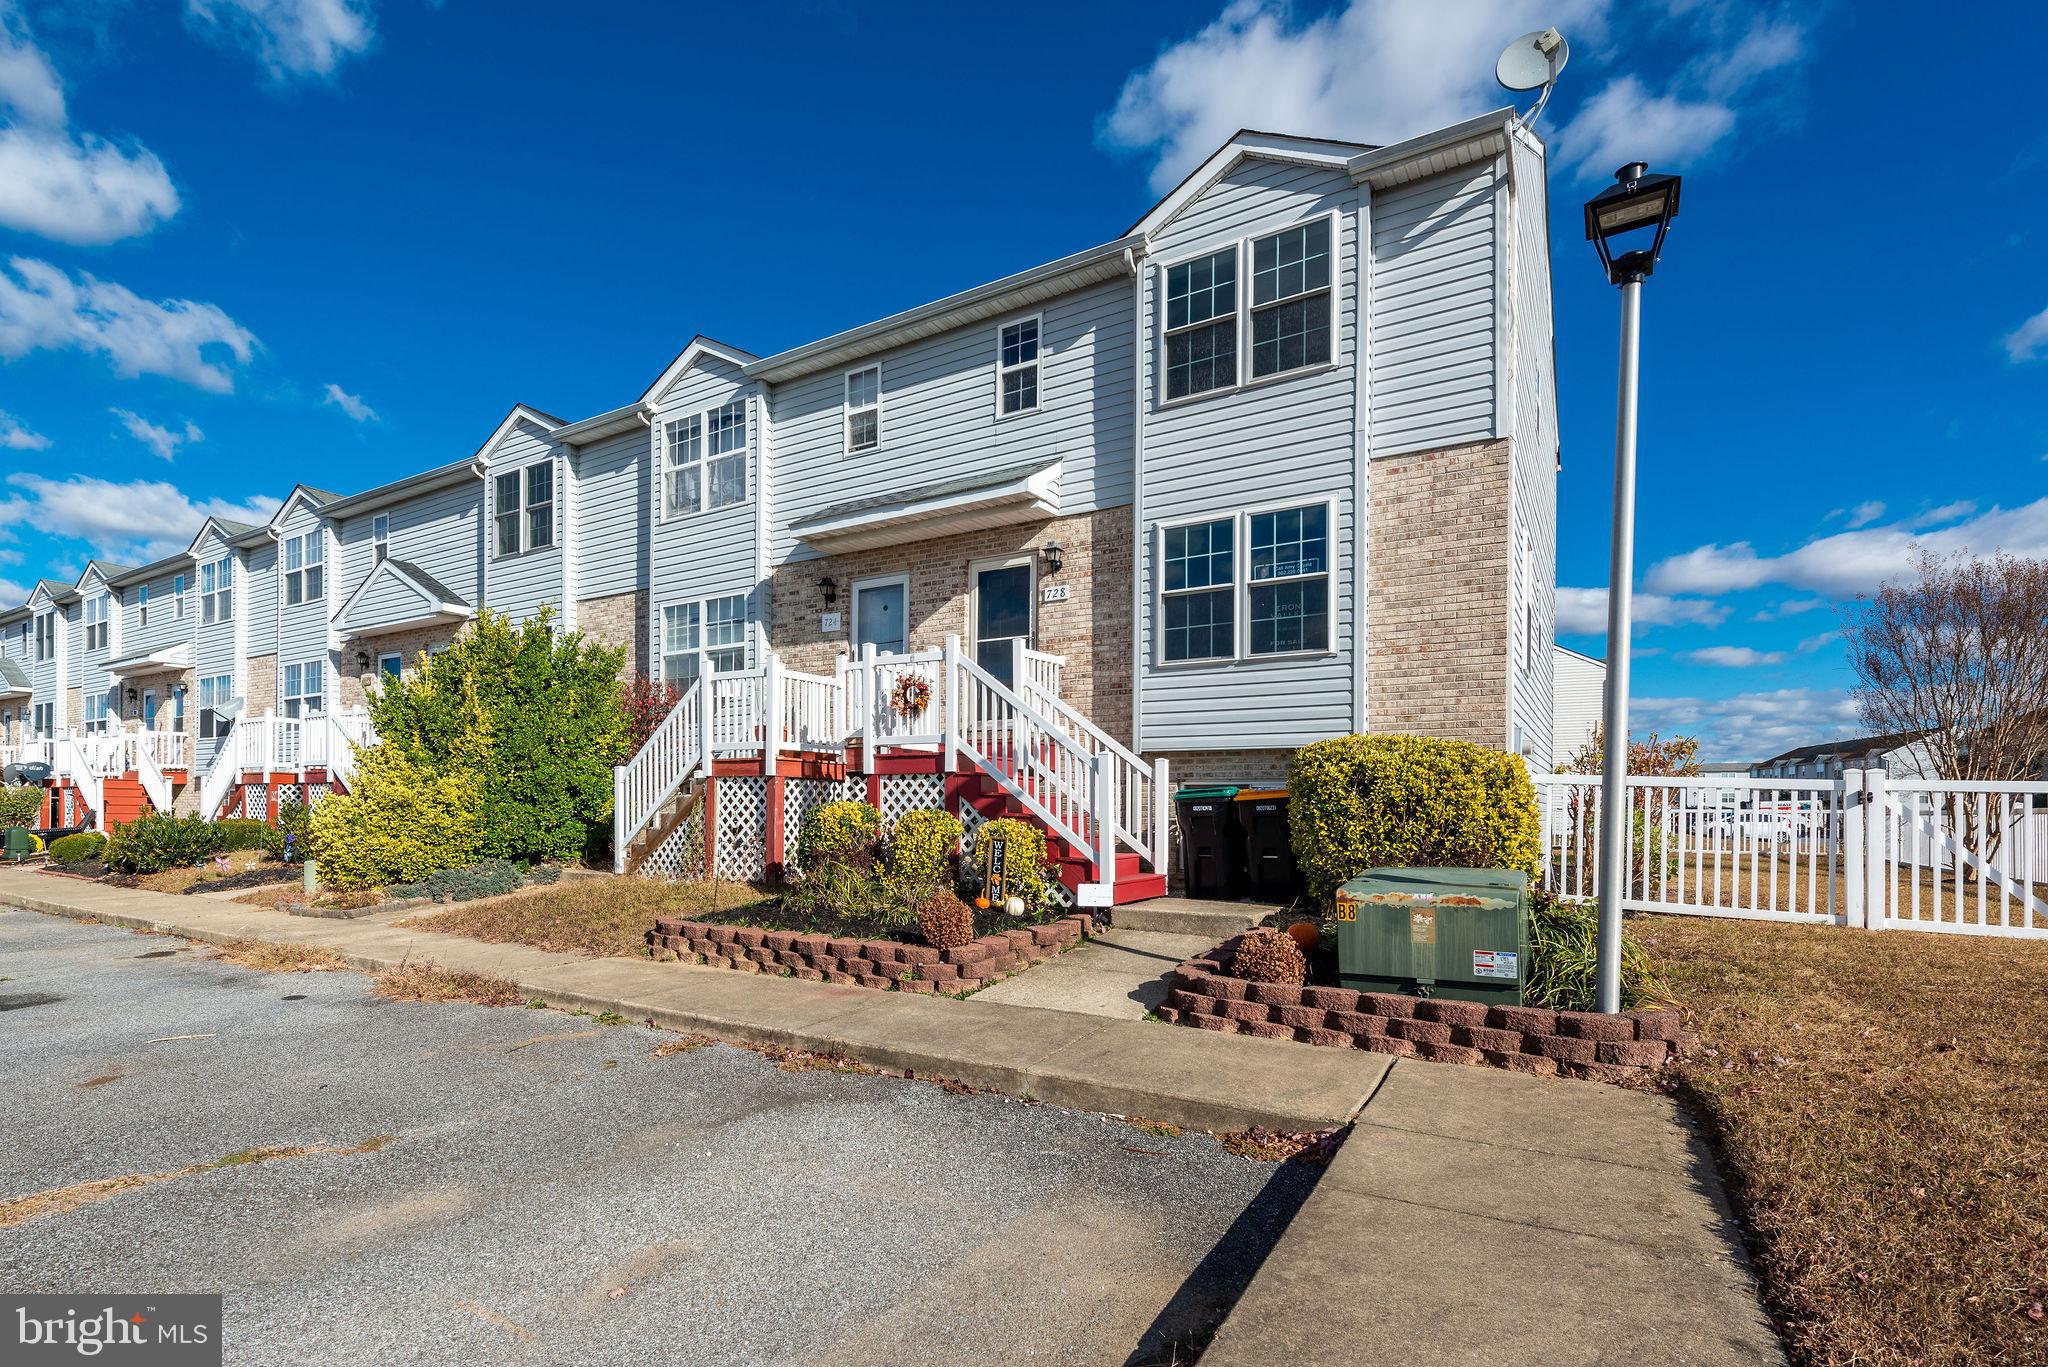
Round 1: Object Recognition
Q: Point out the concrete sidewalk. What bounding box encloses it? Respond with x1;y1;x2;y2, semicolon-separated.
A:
0;868;1383;1135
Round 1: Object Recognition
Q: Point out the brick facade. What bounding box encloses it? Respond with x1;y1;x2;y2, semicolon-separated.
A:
576;590;646;682
244;653;278;722
336;625;463;710
1366;438;1512;749
769;508;1134;746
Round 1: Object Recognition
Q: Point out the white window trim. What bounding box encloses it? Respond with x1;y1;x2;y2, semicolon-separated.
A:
659;414;702;520
283;530;325;606
994;314;1043;420
281;658;326;718
1155;210;1341;410
174;573;187;620
658;593;752;684
376;652;403;682
137;583;150;629
200;555;233;625
492;458;557;558
661;400;751;519
967;554;1036;662
843;365;882;454
372;514;390;565
848;572;910;655
1152;496;1339;667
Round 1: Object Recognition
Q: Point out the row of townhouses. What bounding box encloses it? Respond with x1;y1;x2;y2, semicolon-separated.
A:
1;109;1560;897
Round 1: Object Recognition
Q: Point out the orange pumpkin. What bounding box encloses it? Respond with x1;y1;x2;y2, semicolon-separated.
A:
1285;922;1320;951
975;896;991;910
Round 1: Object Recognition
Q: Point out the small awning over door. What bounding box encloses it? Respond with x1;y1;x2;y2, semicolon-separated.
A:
791;460;1060;555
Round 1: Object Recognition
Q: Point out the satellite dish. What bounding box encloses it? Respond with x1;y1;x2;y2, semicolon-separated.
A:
1497;28;1569;129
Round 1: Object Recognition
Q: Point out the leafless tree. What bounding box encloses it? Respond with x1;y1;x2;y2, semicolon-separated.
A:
1843;550;2048;783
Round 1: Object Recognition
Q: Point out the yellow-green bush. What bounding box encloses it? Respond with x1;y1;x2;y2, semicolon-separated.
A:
795;800;880;871
886;808;962;902
1288;734;1540;905
0;785;44;829
968;817;1052;909
310;745;483;891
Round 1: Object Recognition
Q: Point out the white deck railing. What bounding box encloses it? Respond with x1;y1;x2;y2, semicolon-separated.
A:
612;681;704;872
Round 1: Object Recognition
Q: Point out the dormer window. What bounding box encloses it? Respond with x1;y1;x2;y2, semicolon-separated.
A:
200;556;233;624
998;318;1040;416
284;531;325;605
844;366;880;453
493;460;555;556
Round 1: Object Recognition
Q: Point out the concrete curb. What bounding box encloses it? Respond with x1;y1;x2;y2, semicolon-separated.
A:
0;872;1388;1135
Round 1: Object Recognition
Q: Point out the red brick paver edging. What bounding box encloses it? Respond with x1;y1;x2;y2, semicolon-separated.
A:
1160;934;1691;1085
646;915;1090;996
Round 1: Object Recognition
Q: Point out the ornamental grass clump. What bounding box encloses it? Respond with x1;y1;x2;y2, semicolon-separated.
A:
915;890;977;950
1524;886;1670;1011
1231;928;1308;986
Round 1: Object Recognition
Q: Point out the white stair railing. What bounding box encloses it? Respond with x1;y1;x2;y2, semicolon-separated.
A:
327;711;376;791
198;742;239;820
132;736;171;815
612;681;705;873
53;737;102;829
1012;640;1168;872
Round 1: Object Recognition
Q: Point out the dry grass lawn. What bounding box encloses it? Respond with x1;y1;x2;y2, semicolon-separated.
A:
209;939;349;973
1639;913;2048;1365
371;960;525;1007
126;848;278;895
396;876;767;959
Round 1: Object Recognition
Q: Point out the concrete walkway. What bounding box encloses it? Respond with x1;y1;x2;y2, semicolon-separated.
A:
972;926;1216;1019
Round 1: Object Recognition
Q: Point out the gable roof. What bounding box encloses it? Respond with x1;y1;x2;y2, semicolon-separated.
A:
334;555;474;637
470;404;564;466
1758;730;1929;767
73;561;134;591
185;516;264;556
106;550;195;589
316;457;482;520
269;484;344;528
638;335;761;406
1125;129;1374;239
29;578;76;608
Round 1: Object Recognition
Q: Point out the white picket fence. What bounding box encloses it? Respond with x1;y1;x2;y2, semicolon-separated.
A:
1532;771;2048;939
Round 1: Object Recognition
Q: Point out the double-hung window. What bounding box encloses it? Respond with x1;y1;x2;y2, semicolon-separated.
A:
284;532;324;605
1164;248;1238;400
1160;519;1235;663
83;691;111;733
372;515;389;565
138;584;150;628
83;595;109;651
660;593;749;686
845;366;880;452
198;674;233;741
32;702;52;737
200;557;232;624
494;460;555;556
174;573;187;619
998;318;1040;415
660;603;700;686
1246;505;1330;655
1248;218;1332;379
706;402;747;508
32;612;51;661
662;416;701;517
704;594;747;672
282;660;325;718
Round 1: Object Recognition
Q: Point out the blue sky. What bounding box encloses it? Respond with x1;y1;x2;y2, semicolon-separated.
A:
1;0;2043;761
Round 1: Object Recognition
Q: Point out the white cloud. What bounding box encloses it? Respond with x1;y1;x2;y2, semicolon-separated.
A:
1911;500;1975;527
0;407;48;450
1556;585;1728;635
0;257;258;392
0;473;279;563
1794;630;1837;655
110;407;203;461
1645;498;2048;600
1684;645;1784;668
1845;500;1884;529
0;10;180;244
321;381;377;422
0;575;28;605
1553;76;1734;183
1749;597;1824;622
1099;0;1609;192
185;0;375;82
2004;305;2048;362
1633;687;1861;763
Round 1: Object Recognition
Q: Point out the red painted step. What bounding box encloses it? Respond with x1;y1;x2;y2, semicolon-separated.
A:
98;776;154;829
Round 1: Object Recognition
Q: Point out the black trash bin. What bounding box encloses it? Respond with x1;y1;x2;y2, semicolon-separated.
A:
1175;785;1244;899
1235;788;1301;904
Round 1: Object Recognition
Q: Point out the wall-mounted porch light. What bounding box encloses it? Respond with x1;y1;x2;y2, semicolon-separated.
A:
355;650;371;671
1040;542;1065;576
817;576;838;604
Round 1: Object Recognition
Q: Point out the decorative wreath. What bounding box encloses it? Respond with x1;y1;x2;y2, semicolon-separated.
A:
889;674;932;717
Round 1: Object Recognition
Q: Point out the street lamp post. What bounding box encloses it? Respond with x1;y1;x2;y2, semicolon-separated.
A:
1584;162;1682;1014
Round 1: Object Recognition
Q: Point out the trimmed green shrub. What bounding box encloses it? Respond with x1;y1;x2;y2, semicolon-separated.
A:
966;817;1053;911
214;818;270;851
48;831;106;864
1288;734;1541;905
1525;886;1670;1011
0;785;44;829
796;800;880;871
262;799;314;863
366;606;629;865
390;858;526;904
885;808;962;905
309;746;483;891
105;812;226;875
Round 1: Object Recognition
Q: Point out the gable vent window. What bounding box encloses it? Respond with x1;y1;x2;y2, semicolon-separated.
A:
1249;218;1332;380
663;416;702;517
845;366;881;453
998;318;1040;415
706;401;748;508
494;460;555;556
284;532;325;605
1164;247;1238;400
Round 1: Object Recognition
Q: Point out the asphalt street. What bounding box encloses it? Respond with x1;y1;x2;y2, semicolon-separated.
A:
0;908;1317;1366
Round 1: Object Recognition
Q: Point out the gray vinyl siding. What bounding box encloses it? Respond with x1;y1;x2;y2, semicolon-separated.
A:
651;358;761;667
336;479;483;613
73;572;113;720
484;418;564;623
1506;131;1558;768
121;567;190;656
345;570;438;627
572;428;647;599
192;532;238;696
766;276;1136;566
1368;162;1500;457
274;502;331;707
1138;156;1362;752
26;595;59;727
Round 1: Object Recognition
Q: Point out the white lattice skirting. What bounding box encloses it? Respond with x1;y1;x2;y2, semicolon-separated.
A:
714;776;769;881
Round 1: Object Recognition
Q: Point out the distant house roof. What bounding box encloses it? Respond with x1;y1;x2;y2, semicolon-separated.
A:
1757;730;1928;767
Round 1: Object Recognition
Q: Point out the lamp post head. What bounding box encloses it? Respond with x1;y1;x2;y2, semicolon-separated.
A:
1584;163;1682;286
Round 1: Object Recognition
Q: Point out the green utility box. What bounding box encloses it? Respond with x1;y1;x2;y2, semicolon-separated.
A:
1334;867;1530;1006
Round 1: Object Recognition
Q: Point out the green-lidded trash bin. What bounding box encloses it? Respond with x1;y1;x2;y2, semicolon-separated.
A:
1234;789;1300;903
1334;867;1530;1006
3;827;37;863
1174;786;1244;899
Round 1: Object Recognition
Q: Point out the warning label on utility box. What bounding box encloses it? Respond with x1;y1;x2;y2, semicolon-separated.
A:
1472;950;1518;979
